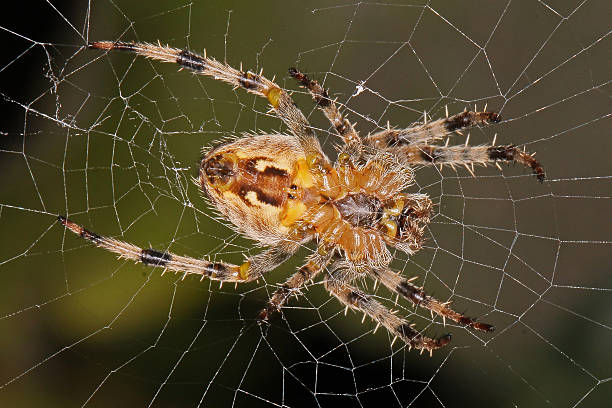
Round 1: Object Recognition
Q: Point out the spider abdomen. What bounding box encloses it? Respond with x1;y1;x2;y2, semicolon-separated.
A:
200;134;307;244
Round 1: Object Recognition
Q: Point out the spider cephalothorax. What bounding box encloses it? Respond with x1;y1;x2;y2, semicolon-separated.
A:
59;41;545;355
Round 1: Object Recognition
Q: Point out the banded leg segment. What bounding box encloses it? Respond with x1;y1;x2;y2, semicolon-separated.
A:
58;216;295;283
89;41;323;158
257;250;333;321
289;68;362;159
371;268;495;332
394;144;545;181
366;110;500;148
324;265;452;354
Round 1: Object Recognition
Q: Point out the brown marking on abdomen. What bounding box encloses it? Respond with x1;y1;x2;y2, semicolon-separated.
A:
230;155;292;208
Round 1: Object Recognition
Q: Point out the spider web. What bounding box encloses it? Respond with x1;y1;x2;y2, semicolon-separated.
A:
1;0;610;406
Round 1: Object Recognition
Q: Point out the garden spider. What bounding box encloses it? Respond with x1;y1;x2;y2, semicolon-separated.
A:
59;41;545;355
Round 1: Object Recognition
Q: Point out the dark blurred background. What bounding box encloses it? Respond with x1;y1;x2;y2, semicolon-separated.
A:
1;1;611;407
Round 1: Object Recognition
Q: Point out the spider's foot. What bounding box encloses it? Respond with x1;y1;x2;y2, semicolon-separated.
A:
487;145;546;182
435;333;453;348
57;215;102;243
456;315;495;332
256;307;274;324
415;333;452;355
256;315;272;338
287;67;331;107
479;111;501;123
88;41;136;52
472;321;495;332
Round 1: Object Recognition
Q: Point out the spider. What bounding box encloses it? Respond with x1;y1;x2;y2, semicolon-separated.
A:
59;41;545;355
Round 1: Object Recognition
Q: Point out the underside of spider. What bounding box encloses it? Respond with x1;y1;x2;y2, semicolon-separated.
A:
58;41;545;355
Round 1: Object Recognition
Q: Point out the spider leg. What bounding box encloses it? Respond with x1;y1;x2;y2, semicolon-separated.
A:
89;41;323;159
393;143;545;181
371;268;495;332
257;249;333;321
324;263;452;355
58;216;296;283
288;68;362;160
366;110;500;147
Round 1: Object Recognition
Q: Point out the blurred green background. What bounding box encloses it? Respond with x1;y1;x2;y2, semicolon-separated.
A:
1;0;611;407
